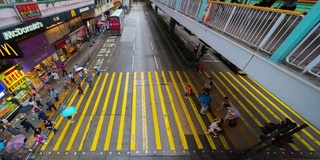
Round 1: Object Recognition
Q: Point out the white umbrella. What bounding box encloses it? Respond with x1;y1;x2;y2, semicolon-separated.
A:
75;67;84;72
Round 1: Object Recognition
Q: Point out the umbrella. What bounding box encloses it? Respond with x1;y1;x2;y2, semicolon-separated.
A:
18;105;34;113
85;75;93;82
0;140;4;151
61;106;77;117
5;134;25;153
75;67;84;72
227;107;241;117
198;94;211;105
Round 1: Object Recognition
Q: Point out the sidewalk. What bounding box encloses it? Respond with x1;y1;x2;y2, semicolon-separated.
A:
0;33;108;159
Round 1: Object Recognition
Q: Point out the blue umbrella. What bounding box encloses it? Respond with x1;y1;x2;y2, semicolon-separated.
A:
86;75;93;82
61;106;77;117
0;140;4;151
198;94;211;105
18;104;34;113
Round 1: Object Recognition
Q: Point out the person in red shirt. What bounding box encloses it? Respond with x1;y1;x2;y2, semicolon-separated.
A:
197;64;204;75
217;96;230;111
61;63;68;77
77;84;84;95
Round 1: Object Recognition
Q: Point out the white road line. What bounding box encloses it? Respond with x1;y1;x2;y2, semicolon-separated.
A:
133;42;135;51
134;32;136;39
150;41;154;50
207;52;219;62
108;59;110;63
148;32;150;38
110;53;113;57
154;55;159;69
132;56;135;70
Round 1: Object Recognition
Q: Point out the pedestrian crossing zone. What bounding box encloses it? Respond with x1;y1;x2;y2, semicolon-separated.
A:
37;70;319;158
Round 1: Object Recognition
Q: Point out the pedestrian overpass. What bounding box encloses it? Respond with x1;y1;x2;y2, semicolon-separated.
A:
149;0;320;129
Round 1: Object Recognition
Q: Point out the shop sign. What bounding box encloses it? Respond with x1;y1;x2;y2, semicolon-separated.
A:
0;67;26;93
2;22;44;41
0;42;24;59
79;6;90;13
15;3;42;22
77;26;87;37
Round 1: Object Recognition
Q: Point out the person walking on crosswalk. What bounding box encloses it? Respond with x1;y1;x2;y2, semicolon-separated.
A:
77;84;84;95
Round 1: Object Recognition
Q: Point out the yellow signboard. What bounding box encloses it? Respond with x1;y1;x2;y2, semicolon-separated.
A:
0;66;26;93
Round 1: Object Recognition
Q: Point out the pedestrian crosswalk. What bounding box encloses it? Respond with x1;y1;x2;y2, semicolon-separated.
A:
39;70;319;155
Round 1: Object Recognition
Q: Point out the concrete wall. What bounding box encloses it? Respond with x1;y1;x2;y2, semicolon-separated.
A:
152;0;320;129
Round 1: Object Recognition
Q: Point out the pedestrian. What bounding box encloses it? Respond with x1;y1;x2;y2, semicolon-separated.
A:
37;110;49;120
44;82;51;94
217;96;230;111
67;115;76;124
46;99;57;111
21;138;33;151
184;85;192;98
79;71;84;80
207;118;223;138
20;118;35;132
197;64;204;75
203;77;213;92
44;119;58;134
36;134;47;144
200;103;210;115
61;63;68;77
52;71;60;83
64;79;71;89
94;65;100;76
88;80;93;89
34;127;48;143
34;94;43;108
29;97;38;108
50;89;59;101
69;72;75;84
77;84;84;95
74;64;78;73
4;124;21;136
83;66;88;76
224;109;237;122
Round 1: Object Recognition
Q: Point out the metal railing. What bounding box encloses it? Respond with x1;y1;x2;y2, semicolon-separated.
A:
157;0;320;78
286;22;320;78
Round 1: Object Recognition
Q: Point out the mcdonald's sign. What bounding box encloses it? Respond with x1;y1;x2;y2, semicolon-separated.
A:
0;42;24;59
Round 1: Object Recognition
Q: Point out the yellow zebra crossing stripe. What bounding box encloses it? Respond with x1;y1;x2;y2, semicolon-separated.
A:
89;73;109;151
117;72;130;150
130;72;137;150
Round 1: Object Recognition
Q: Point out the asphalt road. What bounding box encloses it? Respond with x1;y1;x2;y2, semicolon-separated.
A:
31;3;320;160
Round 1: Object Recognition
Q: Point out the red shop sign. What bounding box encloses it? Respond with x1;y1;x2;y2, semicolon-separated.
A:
77;26;87;37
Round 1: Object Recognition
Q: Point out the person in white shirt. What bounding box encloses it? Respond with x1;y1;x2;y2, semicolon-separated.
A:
207;118;223;137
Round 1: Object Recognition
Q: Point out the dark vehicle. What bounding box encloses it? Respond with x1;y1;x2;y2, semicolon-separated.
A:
213;52;246;75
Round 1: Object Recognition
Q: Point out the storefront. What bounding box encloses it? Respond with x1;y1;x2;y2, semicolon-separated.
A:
55;37;77;62
69;25;87;49
0;67;32;122
20;45;59;90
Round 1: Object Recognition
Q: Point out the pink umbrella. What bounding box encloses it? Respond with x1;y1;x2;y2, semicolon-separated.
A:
5;134;26;153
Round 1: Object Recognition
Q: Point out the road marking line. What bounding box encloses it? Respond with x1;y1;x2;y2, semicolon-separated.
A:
155;72;175;150
169;71;203;149
76;74;104;151
87;73;109;151
184;71;230;150
178;71;216;150
132;56;135;70
154;55;159;70
104;73;123;150
130;72;137;150
141;72;148;151
162;71;188;149
148;72;162;150
117;72;130;150
235;74;316;151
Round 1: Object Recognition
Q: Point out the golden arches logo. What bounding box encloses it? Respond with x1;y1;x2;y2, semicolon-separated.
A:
71;10;76;17
0;43;19;57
